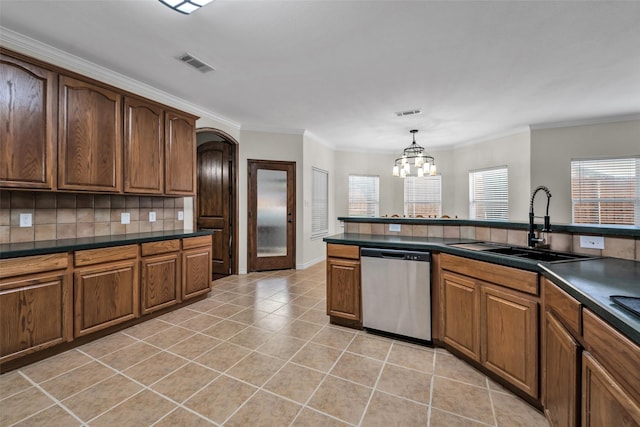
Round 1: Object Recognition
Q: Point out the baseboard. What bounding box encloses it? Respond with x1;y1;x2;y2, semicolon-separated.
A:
296;255;325;270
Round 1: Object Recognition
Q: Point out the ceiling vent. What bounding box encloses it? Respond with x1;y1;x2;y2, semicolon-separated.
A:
178;53;215;73
395;109;422;117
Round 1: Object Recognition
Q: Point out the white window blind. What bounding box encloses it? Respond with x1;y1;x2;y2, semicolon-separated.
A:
404;176;442;217
311;167;329;237
348;175;379;217
469;166;509;220
571;157;639;225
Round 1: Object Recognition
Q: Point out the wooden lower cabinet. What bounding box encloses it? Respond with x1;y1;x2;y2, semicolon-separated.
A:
74;259;139;337
481;284;538;397
182;240;212;300
440;254;539;398
543;310;580;427
441;271;480;361
0;271;72;363
326;257;361;322
141;253;180;314
582;352;640;427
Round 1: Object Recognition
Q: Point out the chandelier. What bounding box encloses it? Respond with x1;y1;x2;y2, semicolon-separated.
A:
392;130;437;178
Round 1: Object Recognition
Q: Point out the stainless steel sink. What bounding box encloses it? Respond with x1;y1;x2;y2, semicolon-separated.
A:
448;242;592;263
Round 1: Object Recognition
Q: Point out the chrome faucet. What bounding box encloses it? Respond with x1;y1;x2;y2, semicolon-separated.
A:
528;186;552;248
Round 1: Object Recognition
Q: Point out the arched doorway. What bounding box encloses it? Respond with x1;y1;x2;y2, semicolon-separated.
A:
196;128;239;279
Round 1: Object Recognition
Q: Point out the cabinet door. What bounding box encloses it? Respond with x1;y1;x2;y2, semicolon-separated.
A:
326;258;361;322
58;75;122;192
543;311;580;427
124;96;164;194
182;247;212;299
165;110;196;195
0;53;56;189
441;271;480;361
74;260;138;337
582;352;640;427
481;284;539;398
0;272;71;363
141;253;180;314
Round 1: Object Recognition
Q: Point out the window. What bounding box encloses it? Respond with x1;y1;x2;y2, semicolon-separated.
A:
571;157;639;225
469;166;509;220
404;176;442;217
311;167;329;237
348;175;379;217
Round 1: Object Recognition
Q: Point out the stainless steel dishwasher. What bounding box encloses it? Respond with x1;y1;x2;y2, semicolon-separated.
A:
360;248;431;342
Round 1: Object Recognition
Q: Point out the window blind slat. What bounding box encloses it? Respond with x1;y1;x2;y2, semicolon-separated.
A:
469;167;508;220
311;168;328;237
348;175;379;217
571;157;639;225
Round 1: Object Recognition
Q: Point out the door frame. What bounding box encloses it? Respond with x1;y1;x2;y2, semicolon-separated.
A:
195;127;239;275
247;159;296;272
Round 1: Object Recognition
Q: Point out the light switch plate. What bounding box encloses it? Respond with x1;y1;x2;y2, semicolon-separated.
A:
121;212;130;225
178;211;184;221
579;235;604;249
149;211;156;222
389;224;401;232
19;213;32;227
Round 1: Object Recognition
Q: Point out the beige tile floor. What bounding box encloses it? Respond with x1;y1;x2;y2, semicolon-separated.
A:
0;262;549;426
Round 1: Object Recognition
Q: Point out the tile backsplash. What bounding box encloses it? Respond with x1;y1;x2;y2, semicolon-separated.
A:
0;191;186;243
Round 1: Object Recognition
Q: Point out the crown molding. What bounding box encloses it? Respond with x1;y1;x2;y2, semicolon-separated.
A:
530;113;640;130
240;125;306;135
0;27;240;130
303;131;336;150
452;126;531;150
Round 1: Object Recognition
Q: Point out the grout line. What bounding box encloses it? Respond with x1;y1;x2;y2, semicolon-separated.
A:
427;345;437;426
486;377;499;426
356;339;395;426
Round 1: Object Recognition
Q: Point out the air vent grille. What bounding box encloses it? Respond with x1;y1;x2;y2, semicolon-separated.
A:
395;109;422;117
178;53;215;73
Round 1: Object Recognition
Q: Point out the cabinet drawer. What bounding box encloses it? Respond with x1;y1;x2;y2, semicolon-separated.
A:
141;239;180;256
543;277;581;336
441;253;538;295
182;235;212;250
74;245;138;267
327;243;360;260
0;253;68;280
583;308;640;404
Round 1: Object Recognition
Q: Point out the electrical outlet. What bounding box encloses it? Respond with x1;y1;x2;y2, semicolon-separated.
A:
178;211;184;221
388;224;401;232
149;211;156;222
19;213;32;227
579;235;604;249
121;212;130;225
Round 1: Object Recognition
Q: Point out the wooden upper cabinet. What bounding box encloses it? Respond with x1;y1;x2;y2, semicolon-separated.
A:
124;96;164;194
58;75;122;192
165;110;196;196
0;52;56;189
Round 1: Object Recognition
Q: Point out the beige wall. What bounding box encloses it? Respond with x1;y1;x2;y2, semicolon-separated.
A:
531;119;640;224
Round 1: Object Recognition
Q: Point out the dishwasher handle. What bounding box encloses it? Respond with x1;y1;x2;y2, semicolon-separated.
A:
360;247;430;262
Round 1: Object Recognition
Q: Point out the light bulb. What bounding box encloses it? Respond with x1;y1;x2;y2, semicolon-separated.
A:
430;164;437;176
392;165;399;176
417;168;424;177
404;163;410;173
415;155;423;167
400;168;406;178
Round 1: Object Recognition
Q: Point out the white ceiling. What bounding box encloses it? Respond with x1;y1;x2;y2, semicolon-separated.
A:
1;0;639;152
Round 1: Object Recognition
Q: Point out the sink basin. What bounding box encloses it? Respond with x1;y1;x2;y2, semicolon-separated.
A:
483;246;591;262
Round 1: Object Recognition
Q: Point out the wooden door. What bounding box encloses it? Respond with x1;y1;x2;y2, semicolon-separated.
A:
543;310;580;427
0;272;71;363
326;258;361;321
582;352;640;426
0;52;56;190
197;141;231;279
74;260;138;337
165;110;196;195
124;96;164;194
481;284;539;398
58;75;122;192
441;271;480;361
248;160;296;271
141;253;180;314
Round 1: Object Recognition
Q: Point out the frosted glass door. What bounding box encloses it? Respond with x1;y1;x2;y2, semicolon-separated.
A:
257;169;288;257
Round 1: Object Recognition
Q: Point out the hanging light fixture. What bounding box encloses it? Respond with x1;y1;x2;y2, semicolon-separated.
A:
392;130;437;178
159;0;214;14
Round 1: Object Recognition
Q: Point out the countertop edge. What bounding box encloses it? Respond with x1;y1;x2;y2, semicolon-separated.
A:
0;230;213;259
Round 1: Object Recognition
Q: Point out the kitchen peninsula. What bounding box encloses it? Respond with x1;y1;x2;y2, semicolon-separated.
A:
325;216;640;425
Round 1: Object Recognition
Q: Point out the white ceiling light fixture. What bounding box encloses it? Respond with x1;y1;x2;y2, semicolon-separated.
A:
392;130;437;178
159;0;214;15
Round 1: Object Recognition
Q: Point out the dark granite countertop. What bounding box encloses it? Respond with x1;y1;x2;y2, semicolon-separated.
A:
0;230;213;259
338;216;640;237
324;232;640;345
